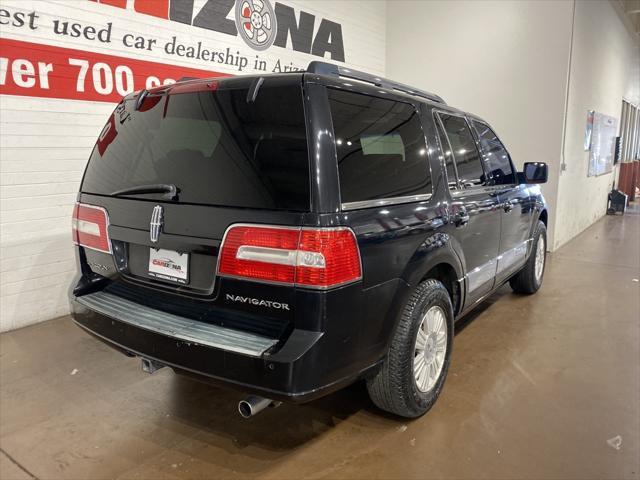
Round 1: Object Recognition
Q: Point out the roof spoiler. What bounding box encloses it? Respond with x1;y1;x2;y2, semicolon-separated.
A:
307;61;446;105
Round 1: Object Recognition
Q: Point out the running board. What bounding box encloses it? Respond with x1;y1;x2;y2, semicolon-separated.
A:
76;291;278;357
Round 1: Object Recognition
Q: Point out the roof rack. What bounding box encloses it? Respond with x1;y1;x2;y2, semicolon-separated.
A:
307;61;446;105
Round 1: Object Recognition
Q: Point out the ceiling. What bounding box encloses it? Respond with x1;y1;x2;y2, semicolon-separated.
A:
614;0;640;39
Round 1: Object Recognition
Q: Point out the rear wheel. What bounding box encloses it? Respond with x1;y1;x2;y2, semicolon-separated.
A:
367;279;454;418
510;220;547;294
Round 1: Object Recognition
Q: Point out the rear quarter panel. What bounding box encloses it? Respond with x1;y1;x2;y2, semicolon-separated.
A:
323;99;467;363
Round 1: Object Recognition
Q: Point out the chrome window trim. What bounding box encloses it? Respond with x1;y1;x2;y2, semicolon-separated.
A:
341;193;433;211
327;88;433;213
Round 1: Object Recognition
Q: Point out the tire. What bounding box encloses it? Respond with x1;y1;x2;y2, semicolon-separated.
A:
366;279;454;418
510;220;547;294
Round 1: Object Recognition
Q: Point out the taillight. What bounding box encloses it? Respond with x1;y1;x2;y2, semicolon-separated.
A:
218;225;362;289
296;229;362;287
218;226;299;284
72;203;111;253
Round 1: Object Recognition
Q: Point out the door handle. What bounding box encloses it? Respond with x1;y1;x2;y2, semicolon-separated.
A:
503;201;514;213
453;208;470;227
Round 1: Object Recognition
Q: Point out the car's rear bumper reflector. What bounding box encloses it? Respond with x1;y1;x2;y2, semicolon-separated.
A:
75;291;278;357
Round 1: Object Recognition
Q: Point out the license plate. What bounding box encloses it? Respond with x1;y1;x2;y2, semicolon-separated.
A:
148;248;189;284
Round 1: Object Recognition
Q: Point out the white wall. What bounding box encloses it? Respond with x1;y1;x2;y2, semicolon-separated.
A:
0;0;386;332
0;96;115;331
386;0;640;250
554;0;640;249
386;0;575;249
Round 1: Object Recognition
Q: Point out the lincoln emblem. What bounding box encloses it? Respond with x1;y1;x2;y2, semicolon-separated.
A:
150;205;163;243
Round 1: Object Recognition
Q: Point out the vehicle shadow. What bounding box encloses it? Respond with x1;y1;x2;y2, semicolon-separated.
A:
161;374;388;475
160;285;515;469
454;285;510;335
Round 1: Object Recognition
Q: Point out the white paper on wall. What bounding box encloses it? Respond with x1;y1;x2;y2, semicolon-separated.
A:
588;112;618;177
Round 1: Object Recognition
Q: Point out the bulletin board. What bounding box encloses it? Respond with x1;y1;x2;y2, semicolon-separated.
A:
588;112;618;177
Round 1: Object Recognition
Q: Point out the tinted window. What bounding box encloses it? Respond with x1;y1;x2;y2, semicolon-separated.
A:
471;120;515;185
82;82;310;210
328;89;431;204
438;114;485;186
434;116;459;189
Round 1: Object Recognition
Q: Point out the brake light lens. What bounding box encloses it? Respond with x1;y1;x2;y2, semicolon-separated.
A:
218;226;299;284
296;229;362;287
72;203;111;253
218;225;362;288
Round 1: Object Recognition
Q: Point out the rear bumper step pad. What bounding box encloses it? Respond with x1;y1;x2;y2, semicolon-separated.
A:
75;291;278;357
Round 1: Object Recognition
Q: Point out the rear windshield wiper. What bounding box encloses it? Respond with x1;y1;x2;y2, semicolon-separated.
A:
111;183;178;200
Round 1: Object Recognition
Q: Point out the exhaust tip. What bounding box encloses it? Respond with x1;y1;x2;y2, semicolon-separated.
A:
237;396;274;418
141;358;165;374
238;400;253;418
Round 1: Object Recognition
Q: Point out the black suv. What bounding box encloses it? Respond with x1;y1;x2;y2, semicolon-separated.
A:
69;62;548;418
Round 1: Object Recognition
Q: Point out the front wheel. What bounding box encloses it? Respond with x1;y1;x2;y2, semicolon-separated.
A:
366;279;454;418
510;220;547;294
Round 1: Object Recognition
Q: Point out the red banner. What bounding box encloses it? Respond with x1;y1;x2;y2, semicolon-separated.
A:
0;38;229;103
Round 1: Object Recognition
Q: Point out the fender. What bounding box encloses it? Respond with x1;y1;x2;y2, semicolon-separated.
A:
374;231;466;357
527;185;548;253
401;232;464;288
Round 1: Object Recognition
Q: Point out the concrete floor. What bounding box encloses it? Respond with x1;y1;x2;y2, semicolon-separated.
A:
1;209;639;480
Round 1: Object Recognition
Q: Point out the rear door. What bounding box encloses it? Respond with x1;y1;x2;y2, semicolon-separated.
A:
326;87;435;288
470;119;532;283
324;86;441;355
434;112;501;303
78;75;310;334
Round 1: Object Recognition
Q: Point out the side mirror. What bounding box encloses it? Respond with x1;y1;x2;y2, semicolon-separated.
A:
522;162;548;184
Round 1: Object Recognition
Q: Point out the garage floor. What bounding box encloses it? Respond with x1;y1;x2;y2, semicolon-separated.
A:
1;209;639;480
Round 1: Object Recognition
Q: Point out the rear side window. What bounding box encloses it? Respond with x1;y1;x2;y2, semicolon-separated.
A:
82;81;310;211
328;89;431;205
470;120;515;185
437;113;485;187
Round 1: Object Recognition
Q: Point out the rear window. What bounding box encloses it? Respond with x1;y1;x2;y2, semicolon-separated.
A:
82;81;310;211
328;89;431;206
